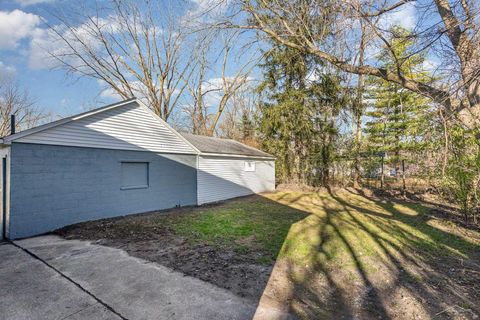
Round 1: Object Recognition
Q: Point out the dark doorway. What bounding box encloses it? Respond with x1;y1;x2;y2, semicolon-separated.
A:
2;157;7;239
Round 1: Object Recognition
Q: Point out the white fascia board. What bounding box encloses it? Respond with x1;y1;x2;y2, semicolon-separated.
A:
70;98;138;120
1;98;138;144
2;117;72;144
199;152;276;160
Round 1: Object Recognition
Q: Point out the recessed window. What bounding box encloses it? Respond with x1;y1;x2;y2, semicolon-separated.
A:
244;161;256;172
121;162;149;190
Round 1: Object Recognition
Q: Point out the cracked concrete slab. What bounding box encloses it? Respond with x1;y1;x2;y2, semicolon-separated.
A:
10;235;257;320
0;242;121;320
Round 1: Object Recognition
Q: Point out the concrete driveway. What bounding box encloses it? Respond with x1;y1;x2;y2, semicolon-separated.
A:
0;236;256;320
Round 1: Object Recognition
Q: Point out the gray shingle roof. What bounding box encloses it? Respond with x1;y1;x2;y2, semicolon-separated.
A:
180;133;275;158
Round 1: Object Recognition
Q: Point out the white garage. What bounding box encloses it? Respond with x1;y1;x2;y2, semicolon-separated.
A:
181;133;276;205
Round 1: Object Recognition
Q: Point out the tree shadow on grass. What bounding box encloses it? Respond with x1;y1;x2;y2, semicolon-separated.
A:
370;188;480;231
254;189;480;319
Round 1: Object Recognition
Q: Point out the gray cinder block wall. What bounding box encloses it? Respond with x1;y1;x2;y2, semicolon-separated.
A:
9;143;197;239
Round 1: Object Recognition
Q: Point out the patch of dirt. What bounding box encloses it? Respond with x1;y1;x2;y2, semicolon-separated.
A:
257;249;480;319
276;183;322;193
55;208;273;301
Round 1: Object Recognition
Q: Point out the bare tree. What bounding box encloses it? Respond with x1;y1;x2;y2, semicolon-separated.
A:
218;82;259;146
46;0;193;120
183;34;216;135
207;31;257;135
0;76;47;136
352;17;368;187
228;0;480;127
184;30;257;136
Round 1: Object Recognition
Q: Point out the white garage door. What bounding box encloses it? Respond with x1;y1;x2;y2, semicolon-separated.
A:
197;156;275;205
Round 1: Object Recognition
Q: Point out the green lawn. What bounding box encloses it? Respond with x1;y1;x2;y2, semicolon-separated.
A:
165;195;307;263
167;189;478;263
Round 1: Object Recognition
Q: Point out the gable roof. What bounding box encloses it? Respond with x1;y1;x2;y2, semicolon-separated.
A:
180;133;275;159
0;98;199;155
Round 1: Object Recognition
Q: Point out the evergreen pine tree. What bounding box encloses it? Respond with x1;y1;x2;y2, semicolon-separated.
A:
257;43;345;186
364;26;432;177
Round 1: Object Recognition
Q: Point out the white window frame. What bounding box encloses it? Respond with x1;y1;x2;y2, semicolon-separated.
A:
244;160;256;172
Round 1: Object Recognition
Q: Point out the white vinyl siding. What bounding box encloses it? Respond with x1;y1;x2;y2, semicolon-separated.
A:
244;161;256;172
197;156;275;205
16;102;196;154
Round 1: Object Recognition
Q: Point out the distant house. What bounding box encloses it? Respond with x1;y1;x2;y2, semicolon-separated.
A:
0;98;275;239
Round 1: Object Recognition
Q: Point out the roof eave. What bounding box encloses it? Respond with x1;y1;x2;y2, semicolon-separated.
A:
199;152;276;160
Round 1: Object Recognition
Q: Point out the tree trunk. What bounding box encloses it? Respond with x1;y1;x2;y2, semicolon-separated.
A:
402;159;406;198
352;20;366;188
381;154;385;189
439;110;449;177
